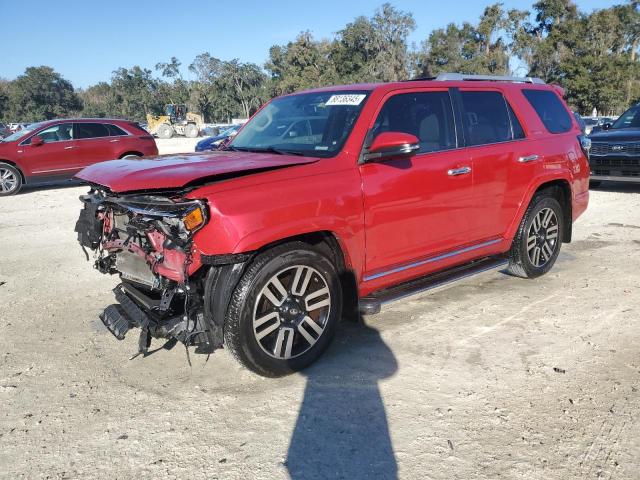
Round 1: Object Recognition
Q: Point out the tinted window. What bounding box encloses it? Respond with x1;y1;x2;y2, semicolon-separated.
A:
612;105;640;129
372;91;456;153
522;89;572;134
76;123;110;139
460;91;514;146
26;123;74;144
106;124;128;136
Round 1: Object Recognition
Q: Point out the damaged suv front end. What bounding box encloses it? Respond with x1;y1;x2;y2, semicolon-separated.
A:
75;187;245;358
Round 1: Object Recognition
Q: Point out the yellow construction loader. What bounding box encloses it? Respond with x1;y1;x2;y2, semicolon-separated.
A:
146;104;204;139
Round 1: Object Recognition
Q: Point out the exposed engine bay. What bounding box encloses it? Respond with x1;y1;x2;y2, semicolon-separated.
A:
74;187;248;359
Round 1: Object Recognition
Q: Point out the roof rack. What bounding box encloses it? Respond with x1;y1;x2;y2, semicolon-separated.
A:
434;73;546;84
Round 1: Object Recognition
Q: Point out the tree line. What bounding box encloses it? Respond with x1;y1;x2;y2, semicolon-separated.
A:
1;0;638;123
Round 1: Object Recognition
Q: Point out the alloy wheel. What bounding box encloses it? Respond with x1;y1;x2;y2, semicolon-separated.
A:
0;168;18;194
526;207;559;268
253;265;331;360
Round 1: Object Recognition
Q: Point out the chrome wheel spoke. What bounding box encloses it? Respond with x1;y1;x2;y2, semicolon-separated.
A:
305;287;330;312
526;207;558;268
253;264;331;360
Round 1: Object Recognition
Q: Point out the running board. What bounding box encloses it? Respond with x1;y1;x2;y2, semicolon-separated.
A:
358;256;508;315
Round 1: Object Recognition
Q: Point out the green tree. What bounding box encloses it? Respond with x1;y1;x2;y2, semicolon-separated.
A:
5;66;81;121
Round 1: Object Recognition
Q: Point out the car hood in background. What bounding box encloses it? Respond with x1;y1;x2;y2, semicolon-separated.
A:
589;129;640;142
75;151;318;192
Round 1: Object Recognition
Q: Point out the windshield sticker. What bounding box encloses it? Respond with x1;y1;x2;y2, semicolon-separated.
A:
325;94;366;106
314;146;329;151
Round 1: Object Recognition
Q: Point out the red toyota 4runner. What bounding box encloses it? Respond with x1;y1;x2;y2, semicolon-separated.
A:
75;74;590;377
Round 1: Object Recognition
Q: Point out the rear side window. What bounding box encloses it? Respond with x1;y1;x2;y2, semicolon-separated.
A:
460;91;518;146
106;124;128;136
76;123;110;139
372;91;456;153
522;89;572;134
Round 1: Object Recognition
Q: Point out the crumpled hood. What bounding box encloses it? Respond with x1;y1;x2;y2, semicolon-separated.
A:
76;151;318;192
589;128;640;142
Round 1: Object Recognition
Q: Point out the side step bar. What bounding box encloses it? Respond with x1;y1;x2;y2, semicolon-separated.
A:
359;256;508;315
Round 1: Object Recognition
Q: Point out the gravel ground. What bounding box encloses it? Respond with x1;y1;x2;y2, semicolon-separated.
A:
0;139;639;479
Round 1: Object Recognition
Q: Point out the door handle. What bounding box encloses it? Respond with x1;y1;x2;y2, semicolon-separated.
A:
447;166;471;176
109;139;120;143
64;146;75;150
518;154;539;163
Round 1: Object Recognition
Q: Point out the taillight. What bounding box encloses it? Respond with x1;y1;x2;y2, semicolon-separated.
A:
578;135;591;160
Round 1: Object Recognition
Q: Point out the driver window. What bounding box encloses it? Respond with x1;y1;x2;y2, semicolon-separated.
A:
373;91;456;153
28;123;74;144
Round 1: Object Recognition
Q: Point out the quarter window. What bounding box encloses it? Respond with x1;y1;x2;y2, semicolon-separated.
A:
460;91;516;146
76;123;110;139
106;124;129;136
522;89;572;134
372;91;456;154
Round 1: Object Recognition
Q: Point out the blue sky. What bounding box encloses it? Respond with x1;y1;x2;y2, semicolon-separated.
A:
1;0;621;88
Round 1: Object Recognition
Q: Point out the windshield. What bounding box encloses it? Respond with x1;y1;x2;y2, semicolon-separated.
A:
612;106;640;129
1;122;41;142
230;90;370;157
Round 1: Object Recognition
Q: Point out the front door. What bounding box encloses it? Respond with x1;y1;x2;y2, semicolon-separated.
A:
360;89;474;278
20;123;78;176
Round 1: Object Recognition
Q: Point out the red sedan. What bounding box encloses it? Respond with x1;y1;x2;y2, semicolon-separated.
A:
0;119;158;195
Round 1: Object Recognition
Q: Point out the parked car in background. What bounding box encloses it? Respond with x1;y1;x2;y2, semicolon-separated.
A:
194;124;243;152
75;73;589;376
0;123;9;139
589;103;640;185
0;119;158;196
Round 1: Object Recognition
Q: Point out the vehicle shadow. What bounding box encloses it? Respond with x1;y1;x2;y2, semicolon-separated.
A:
18;179;85;195
590;182;640;194
286;320;398;480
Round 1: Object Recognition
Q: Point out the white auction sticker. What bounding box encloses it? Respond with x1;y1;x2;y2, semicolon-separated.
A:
325;94;366;106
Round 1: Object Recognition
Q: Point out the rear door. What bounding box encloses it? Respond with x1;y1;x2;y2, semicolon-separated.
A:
74;122;114;167
360;88;473;276
455;89;535;241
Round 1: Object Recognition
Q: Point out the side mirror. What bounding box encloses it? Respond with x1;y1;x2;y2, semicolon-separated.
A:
363;131;420;163
602;123;612;131
31;135;44;146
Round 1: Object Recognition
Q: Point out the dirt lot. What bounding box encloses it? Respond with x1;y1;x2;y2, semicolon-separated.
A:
1;138;639;479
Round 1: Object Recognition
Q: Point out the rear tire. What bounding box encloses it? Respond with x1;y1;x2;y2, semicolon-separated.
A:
506;193;564;279
156;124;173;139
184;123;199;138
224;242;342;377
0;162;22;196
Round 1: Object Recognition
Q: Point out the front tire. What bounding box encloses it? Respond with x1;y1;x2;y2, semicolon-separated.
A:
0;163;22;196
224;242;342;377
156;124;173;139
506;194;564;279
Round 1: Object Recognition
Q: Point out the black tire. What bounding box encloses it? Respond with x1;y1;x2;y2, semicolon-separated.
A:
0;162;23;196
184;123;199;138
589;180;601;189
506;193;564;279
156;124;173;139
224;242;342;377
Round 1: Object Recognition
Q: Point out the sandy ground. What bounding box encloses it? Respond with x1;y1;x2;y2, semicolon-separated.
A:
0;138;639;479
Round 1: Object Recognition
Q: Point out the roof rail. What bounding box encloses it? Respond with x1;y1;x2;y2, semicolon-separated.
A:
434;73;546;85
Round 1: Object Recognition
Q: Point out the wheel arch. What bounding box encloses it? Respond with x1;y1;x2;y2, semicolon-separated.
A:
119;151;143;159
508;178;573;244
241;230;360;322
0;159;26;183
